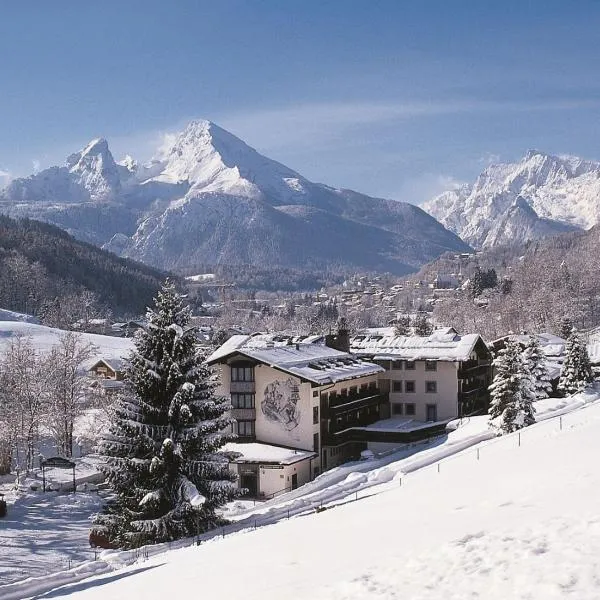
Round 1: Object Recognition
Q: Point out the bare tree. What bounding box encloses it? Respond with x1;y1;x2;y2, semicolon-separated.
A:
44;332;95;457
0;336;46;472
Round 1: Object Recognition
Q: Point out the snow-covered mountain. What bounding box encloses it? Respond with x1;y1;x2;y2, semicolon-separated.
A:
0;120;471;274
423;150;600;248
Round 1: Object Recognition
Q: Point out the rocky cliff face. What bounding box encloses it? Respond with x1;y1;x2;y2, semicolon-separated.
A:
423;150;600;248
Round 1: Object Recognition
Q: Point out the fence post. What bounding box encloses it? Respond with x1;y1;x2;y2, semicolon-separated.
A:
437;463;440;473
222;527;225;538
287;509;290;520
518;432;521;447
477;448;480;461
560;416;563;431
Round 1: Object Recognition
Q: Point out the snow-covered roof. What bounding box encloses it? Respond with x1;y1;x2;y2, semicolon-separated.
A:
223;443;316;465
492;333;567;358
362;417;452;433
89;358;128;372
350;328;482;362
206;334;383;384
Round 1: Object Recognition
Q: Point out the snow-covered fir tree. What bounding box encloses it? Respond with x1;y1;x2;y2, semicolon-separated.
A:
93;280;238;548
413;315;433;337
488;338;536;433
559;316;574;340
394;315;411;336
522;337;552;400
558;330;594;396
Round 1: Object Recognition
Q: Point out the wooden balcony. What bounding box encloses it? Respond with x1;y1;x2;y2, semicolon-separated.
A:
230;381;256;393
231;408;256;421
328;393;384;417
458;360;491;379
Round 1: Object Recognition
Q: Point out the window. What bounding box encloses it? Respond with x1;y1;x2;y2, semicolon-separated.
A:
313;390;319;397
368;381;377;390
313;406;319;424
425;360;437;371
392;403;403;415
360;383;368;393
405;360;416;370
236;420;255;437
405;380;416;393
392;360;403;370
349;386;357;396
313;432;320;452
340;388;348;397
426;381;437;393
230;364;254;382
405;403;416;416
392;380;402;393
231;393;255;409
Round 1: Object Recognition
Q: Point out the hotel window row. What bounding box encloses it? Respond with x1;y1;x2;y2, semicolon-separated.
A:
390;380;437;393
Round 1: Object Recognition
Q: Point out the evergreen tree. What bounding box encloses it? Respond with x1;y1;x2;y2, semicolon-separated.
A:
93;280;238;548
394;315;411;336
413;315;433;337
488;338;536;433
522;337;552;400
558;330;594;396
559;316;574;340
468;267;484;298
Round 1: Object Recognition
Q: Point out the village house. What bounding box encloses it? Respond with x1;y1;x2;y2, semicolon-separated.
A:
88;358;127;394
350;327;493;421
206;335;386;498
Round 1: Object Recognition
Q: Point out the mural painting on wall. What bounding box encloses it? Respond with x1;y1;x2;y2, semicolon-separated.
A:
261;378;302;433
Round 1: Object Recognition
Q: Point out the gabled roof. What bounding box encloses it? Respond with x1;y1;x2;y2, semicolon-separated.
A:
89;358;128;372
491;333;566;358
206;334;383;385
350;328;483;362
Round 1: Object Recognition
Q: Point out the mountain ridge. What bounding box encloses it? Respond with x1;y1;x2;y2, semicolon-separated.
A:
423;149;600;248
0;120;471;274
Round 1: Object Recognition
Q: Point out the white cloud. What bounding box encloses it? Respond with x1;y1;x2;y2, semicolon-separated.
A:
32;159;41;174
389;173;468;206
0;168;11;187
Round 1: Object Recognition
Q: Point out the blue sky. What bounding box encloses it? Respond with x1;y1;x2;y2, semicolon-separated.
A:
2;1;600;203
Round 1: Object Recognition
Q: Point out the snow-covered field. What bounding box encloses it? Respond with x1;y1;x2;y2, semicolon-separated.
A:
2;386;600;600
0;321;133;367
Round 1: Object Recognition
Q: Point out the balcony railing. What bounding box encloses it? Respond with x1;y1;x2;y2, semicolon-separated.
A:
230;381;256;393
327;393;384;418
231;408;256;421
458;360;491;379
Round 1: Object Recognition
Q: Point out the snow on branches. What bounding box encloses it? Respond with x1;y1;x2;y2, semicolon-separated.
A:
94;280;238;548
489;338;536;434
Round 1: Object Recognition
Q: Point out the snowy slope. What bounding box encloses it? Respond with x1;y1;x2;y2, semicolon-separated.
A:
0;121;470;274
0;321;133;367
423;149;600;248
3;386;600;600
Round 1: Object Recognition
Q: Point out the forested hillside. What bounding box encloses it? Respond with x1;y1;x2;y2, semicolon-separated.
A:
432;226;600;339
0;216;167;319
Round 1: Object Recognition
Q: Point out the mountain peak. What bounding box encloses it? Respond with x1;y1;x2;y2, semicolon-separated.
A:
155;119;303;200
66;137;120;200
